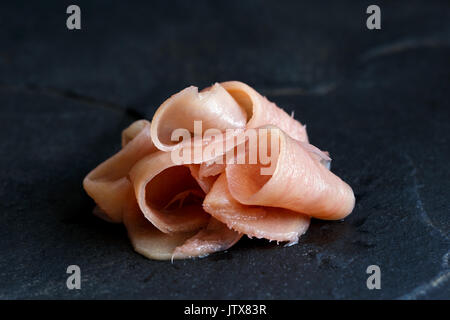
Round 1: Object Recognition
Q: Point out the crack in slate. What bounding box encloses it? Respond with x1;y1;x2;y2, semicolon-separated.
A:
404;154;449;241
0;83;144;120
261;82;338;97
360;36;450;62
396;155;450;299
398;252;450;300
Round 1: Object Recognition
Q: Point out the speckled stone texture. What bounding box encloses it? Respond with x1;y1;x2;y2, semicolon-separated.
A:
0;0;449;299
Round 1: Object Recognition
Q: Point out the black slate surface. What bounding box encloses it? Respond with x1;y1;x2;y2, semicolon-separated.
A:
0;0;449;299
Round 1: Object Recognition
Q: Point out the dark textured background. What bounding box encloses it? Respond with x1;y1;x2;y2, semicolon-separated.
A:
0;0;449;299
